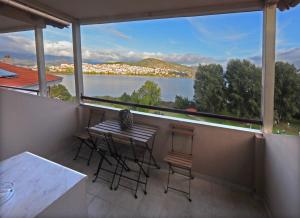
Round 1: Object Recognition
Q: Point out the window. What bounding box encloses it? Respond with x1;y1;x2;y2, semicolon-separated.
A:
273;7;300;135
79;12;263;129
44;26;75;102
0;31;39;95
0;27;75;101
58;12;262;129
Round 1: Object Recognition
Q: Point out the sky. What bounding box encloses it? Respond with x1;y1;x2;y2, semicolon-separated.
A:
0;6;299;67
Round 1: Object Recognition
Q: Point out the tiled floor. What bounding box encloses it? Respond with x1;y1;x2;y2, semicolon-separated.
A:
51;147;268;218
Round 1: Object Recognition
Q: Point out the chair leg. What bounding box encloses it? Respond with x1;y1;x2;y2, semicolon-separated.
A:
164;164;171;194
188;169;192;202
110;160;119;190
139;153;148;195
87;147;94;166
73;141;83;160
93;155;104;183
134;161;143;199
115;159;125;190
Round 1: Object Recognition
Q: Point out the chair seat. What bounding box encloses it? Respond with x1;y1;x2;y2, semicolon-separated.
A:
74;131;90;140
164;151;192;169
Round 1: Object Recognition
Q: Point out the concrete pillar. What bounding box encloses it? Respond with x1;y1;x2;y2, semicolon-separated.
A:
35;27;47;97
72;20;84;104
261;4;276;133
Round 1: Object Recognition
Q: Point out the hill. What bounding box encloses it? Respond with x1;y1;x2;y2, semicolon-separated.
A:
135;58;195;74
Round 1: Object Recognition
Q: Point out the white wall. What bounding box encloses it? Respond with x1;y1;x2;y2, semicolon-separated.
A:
264;134;300;218
81;104;259;189
0;89;261;190
0;88;78;160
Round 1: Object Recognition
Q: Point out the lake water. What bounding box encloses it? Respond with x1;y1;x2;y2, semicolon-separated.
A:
58;74;194;101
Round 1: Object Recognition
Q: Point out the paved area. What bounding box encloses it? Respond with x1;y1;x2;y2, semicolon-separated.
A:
51;147;268;218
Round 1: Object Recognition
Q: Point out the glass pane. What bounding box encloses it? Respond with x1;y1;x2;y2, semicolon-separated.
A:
273;6;300;135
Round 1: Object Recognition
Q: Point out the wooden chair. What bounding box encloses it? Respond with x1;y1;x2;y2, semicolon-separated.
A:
73;109;105;165
164;123;194;201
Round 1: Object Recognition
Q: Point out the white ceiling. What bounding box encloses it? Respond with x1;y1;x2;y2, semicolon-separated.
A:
0;0;264;32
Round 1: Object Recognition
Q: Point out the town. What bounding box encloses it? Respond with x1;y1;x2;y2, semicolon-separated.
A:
47;63;191;77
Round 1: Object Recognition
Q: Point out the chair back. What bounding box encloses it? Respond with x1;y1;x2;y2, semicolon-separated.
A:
170;123;194;155
87;109;105;128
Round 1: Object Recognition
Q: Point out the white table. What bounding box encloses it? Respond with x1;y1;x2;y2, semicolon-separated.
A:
0;152;88;218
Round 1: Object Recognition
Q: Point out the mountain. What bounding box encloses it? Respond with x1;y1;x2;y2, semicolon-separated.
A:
108;58;196;76
0;51;73;66
0;52;196;76
135;58;195;74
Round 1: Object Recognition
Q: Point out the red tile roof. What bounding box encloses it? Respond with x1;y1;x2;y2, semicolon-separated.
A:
0;62;62;88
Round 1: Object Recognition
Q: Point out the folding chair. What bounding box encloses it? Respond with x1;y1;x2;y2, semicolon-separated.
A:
73;109;105;165
107;134;149;199
92;133;131;190
164;123;194;202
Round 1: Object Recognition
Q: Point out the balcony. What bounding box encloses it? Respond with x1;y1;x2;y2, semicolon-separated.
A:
0;1;300;218
1;87;299;217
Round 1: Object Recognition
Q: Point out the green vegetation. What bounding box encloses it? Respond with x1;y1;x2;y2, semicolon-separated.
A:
134;58;195;76
174;95;194;109
191;60;299;135
194;64;225;114
49;84;73;101
274;62;300;122
52;58;300;135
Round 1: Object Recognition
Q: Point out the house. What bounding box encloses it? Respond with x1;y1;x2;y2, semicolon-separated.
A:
0;61;62;91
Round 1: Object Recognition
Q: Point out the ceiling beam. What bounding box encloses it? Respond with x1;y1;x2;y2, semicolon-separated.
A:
0;0;69;28
18;0;73;22
0;3;45;28
0;25;34;33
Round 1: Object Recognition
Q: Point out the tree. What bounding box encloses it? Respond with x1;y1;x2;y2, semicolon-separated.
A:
119;92;131;102
50;84;72;101
175;95;192;109
193;64;225;113
225;59;261;118
274;62;300;122
131;80;161;106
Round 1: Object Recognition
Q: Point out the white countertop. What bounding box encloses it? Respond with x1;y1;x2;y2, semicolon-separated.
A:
0;152;87;218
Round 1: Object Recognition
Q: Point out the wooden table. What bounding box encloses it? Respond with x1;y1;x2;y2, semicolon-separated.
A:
89;119;160;169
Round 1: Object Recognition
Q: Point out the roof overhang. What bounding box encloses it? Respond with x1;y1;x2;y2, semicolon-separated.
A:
0;0;299;33
0;0;70;33
16;0;265;25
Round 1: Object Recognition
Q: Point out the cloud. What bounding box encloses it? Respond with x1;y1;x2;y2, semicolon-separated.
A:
186;18;250;43
1;33;298;68
0;34;35;54
277;47;300;68
105;27;131;40
0;34;221;66
44;40;73;57
0;33;73;57
249;47;300;68
81;49;222;65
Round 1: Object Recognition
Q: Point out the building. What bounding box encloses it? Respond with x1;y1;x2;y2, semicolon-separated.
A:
0;61;62;91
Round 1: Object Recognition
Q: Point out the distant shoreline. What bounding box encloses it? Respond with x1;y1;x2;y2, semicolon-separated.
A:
50;71;193;79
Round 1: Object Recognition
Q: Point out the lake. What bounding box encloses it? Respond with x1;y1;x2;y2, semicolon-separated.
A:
58;74;194;101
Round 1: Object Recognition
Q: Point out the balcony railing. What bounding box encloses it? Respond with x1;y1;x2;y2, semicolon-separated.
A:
81;95;263;125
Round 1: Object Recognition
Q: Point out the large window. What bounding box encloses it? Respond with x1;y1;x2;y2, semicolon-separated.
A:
0;27;75;102
0;31;39;95
77;13;264;129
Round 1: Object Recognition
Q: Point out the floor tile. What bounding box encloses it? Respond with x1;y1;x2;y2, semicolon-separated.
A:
52;151;269;218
